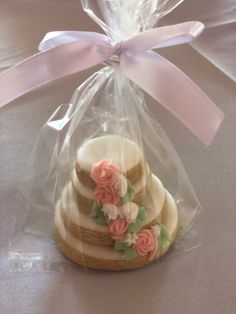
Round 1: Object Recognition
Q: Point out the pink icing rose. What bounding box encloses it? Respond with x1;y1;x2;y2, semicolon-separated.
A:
91;159;119;187
95;185;120;205
133;229;157;260
108;218;128;239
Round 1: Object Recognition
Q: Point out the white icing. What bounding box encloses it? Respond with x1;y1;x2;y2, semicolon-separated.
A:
76;135;142;173
120;202;139;224
115;174;127;197
151;225;161;238
61;174;166;233
123;233;138;246
162;190;178;234
55;180;178;260
61;183;107;232
144;174;165;221
101;204;119;220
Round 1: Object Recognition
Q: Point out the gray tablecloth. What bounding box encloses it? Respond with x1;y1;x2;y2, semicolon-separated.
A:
1;1;236;313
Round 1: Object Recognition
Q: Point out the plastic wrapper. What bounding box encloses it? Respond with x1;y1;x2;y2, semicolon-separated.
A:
9;0;202;271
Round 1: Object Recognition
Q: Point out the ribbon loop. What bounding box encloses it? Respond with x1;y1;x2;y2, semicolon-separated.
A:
39;31;112;52
0;38;112;107
0;21;224;145
123;21;204;55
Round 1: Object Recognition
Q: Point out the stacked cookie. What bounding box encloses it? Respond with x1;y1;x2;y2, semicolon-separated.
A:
54;135;178;270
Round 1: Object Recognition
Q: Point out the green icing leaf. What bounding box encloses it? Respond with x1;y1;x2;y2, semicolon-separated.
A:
114;240;138;261
91;204;107;225
95;212;107;225
121;194;129;205
127;206;147;233
127;219;143;233
137;206;147;222
127;179;135;194
90;203;102;218
123;247;138;261
158;224;172;252
114;240;127;251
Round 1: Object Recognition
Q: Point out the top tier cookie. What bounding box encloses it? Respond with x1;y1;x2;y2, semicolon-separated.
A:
75;135;145;190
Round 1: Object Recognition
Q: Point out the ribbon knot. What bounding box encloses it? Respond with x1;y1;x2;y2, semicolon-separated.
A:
0;21;224;146
113;41;123;57
105;41;123;67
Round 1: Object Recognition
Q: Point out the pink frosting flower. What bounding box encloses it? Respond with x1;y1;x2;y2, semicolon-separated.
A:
108;217;128;239
133;229;157;260
95;185;120;205
91;159;119;187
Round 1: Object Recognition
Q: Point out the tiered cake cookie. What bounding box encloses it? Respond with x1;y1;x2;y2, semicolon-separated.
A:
54;135;178;270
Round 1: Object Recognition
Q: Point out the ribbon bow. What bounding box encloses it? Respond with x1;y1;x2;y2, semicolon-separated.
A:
0;21;224;145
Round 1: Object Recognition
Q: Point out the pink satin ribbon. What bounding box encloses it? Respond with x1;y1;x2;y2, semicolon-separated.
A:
0;21;224;145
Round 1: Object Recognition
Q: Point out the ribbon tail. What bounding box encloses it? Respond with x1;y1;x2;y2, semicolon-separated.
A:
0;39;112;108
121;51;224;146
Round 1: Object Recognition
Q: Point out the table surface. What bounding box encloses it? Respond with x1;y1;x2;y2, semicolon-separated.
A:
1;1;236;313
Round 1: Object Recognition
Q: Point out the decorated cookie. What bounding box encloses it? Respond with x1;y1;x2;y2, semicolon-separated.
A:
54;136;178;270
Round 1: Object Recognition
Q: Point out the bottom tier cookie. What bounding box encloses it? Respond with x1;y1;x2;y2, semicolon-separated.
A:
54;190;178;271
